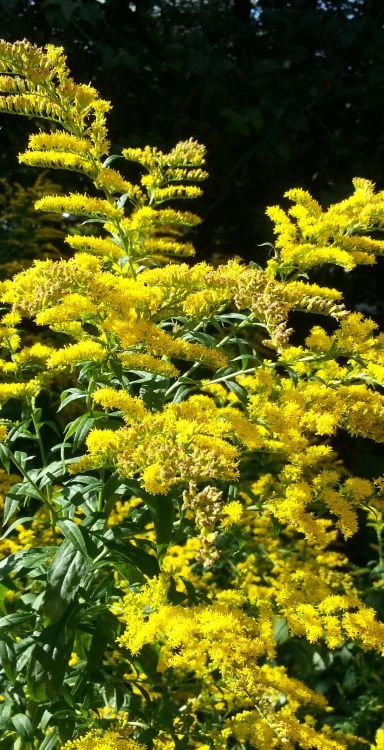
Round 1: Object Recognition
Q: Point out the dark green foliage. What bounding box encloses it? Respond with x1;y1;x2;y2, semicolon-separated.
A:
2;0;384;263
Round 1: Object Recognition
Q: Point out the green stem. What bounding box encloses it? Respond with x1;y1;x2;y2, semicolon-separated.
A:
208;366;257;385
376;525;384;578
29;397;46;468
2;444;57;519
97;469;105;513
110;219;137;280
215;317;251;350
29;398;58;540
164;361;201;398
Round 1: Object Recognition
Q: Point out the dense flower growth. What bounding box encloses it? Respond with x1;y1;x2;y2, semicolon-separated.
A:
0;40;384;750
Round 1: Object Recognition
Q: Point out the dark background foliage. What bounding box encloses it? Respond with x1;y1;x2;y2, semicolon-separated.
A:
1;0;384;263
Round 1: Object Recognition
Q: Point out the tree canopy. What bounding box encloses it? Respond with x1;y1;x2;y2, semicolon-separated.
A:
1;0;384;265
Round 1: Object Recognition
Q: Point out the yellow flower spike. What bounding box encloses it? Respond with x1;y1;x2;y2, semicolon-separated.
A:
118;352;180;379
1;254;104;316
1;311;22;326
142;462;173;495
27;131;92;153
343;477;373;502
19;150;95;176
92;387;147;421
35;294;97;326
94;170;144;201
107;317;227;370
284;187;323;216
14;343;54;363
35;193;123;220
65;234;124;260
0;379;42;406
0;40;110;158
0;92;63;121
305;325;332;351
61;730;145;750
47;341;108;369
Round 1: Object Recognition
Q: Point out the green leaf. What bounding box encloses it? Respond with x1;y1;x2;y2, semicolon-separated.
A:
172;384;198;403
117;192;133;209
226;379;248;403
100;533;159;577
57;519;98;559
185;330;216;347
273;616;289;644
2;494;21;525
6;420;33;443
167;576;186;604
86;627;109;672
11;714;34;741
102;154;122;168
1;516;34;538
13;451;32;471
137;644;159;680
179;576;198;604
58;387;86;412
38;733;60;750
5;480;42;504
42;540;88;624
35;461;67;488
16;638;35;673
214;313;248;323
0;547;54;582
0;444;10;473
137;374;169;410
144;494;174;560
0;634;16;682
64;413;106;451
27;618;75;701
101;471;121;504
0;612;33;628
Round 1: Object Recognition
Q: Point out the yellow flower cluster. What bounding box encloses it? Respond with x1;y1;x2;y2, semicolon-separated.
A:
0;41;209;272
62;730;145;750
35;194;124;221
237;508;384;653
267;178;384;272
1;255;234;376
0;378;42;406
3;238;384;540
111;491;384;747
70;392;240;493
112;575;351;750
0;40;110;158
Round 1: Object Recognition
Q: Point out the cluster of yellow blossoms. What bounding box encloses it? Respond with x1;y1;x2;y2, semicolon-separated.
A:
1;39;384;750
266;179;384;271
61;731;145;750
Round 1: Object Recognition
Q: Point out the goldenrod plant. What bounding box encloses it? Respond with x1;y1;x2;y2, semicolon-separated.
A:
1;40;384;750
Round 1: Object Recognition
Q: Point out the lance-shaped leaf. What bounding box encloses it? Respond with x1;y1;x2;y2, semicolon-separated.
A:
27;616;75;702
42;540;88;625
0;633;16;682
